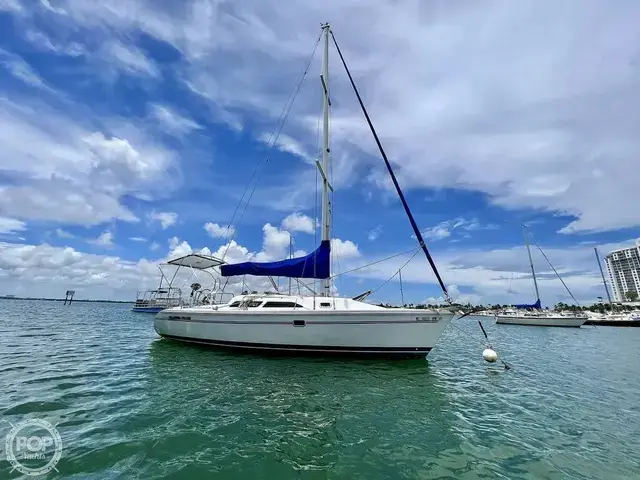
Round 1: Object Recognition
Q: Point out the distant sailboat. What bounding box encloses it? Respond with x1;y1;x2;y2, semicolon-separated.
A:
154;24;456;358
495;226;586;327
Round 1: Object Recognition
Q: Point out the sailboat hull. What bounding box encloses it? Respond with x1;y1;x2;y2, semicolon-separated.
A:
495;315;585;327
154;308;453;358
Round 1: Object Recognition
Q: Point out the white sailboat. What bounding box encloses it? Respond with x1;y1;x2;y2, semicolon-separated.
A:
495;226;586;327
154;24;456;358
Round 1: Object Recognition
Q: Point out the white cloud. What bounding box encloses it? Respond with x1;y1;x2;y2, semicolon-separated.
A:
2;1;639;303
7;2;638;233
421;217;498;241
0;0;22;13
0;217;26;234
150;211;177;229
331;238;361;259
421;222;452;241
34;0;632;234
204;222;235;239
0;97;175;225
130;236;147;242
349;237;640;306
258;223;291;261
259;133;313;162
281;212;315;234
101;40;160;79
150;241;160;251
367;225;382;241
39;0;67;15
24;30;85;56
150;104;202;136
0;221;631;305
55;228;74;238
0;48;52;91
0;183;138;225
167;236;192;258
0;240;163;300
446;284;461;301
88;230;114;248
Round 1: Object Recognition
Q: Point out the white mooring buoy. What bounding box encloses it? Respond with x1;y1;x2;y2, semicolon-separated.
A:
483;348;498;363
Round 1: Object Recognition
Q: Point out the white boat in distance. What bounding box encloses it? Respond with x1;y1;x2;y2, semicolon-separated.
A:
495;226;586;328
155;24;457;358
495;309;585;327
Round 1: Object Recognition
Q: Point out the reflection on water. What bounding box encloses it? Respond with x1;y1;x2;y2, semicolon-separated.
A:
1;299;639;479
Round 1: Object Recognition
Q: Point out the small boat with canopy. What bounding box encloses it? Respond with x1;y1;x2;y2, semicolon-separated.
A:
133;253;232;313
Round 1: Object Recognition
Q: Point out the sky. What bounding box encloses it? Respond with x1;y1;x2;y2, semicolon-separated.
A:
0;0;639;306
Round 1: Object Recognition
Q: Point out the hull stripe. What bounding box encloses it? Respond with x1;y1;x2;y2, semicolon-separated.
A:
158;317;441;325
159;334;432;356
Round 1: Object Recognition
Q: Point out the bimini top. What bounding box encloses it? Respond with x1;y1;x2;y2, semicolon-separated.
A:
166;253;225;270
220;240;330;279
512;300;542;309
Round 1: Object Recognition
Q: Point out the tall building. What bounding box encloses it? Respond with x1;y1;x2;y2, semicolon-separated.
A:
605;240;640;302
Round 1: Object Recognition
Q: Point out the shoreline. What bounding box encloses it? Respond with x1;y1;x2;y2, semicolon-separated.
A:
0;297;133;304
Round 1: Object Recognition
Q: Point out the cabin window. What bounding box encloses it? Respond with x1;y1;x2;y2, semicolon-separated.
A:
320;302;331;307
228;301;241;307
262;301;303;308
247;301;263;308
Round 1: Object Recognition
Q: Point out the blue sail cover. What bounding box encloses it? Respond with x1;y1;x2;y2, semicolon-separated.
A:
512;300;542;309
220;240;330;279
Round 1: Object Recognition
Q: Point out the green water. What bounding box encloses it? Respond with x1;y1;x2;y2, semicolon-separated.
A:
1;299;639;479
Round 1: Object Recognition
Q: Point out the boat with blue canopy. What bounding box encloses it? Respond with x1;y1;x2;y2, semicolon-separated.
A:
155;24;457;357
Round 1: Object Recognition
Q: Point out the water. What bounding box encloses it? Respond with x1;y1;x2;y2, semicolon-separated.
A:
1;300;639;479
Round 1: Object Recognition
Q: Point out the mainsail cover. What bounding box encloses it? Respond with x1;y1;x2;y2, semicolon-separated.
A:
512;300;542;309
220;240;330;279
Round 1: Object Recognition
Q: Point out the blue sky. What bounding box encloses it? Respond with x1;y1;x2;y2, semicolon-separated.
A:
0;0;638;305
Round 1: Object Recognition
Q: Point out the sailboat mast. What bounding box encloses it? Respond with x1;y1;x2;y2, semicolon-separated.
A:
321;23;331;296
523;225;541;304
595;247;613;308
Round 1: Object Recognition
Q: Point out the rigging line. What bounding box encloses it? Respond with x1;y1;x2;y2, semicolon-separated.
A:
294;277;316;295
313;103;322;296
370;248;421;296
527;229;581;306
448;320;490;350
330;30;450;302
314;143;319;296
227;37;320;261
294;246;422;293
328;100;341;294
220;32;322;261
333;246;420;279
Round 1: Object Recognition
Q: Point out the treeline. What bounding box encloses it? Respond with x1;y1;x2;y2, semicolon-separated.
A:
377;302;638;313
